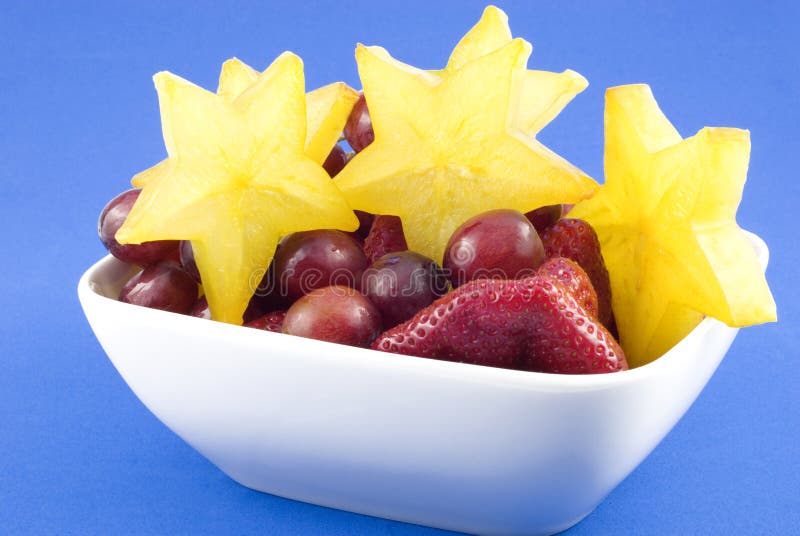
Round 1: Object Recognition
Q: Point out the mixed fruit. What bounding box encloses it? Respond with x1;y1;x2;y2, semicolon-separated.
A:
98;6;776;374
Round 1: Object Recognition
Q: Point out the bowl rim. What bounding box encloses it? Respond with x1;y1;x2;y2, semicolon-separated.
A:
78;230;768;393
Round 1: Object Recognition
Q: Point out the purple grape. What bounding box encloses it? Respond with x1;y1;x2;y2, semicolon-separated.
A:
361;251;448;328
190;296;212;319
99;189;179;265
283;285;382;347
179;240;201;282
189;293;271;323
244;310;286;332
350;210;375;242
444;209;545;287
343;93;374;152
272;230;368;302
524;204;563;234
248;258;289;312
119;261;197;314
322;144;349;177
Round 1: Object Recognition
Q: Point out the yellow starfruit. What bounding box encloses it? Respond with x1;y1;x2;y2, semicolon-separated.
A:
132;58;357;188
334;7;596;262
445;5;588;137
570;84;777;367
116;52;358;324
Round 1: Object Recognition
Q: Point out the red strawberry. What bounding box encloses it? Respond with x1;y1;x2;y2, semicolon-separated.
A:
536;257;598;319
540;218;613;328
363;215;408;264
372;276;627;374
244;310;287;333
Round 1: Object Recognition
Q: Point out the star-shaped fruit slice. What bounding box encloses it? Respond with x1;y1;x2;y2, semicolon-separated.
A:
335;24;596;261
131;58;357;188
444;5;589;137
116;52;358;324
570;84;776;367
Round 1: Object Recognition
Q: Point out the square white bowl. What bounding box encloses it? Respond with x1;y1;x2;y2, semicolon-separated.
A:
78;231;768;536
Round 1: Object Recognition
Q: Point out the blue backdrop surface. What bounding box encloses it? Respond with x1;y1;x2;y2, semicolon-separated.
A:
1;1;798;534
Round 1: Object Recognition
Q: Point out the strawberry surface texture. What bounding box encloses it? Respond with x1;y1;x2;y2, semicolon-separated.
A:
363;215;408;263
372;274;627;374
536;257;599;320
541;218;613;328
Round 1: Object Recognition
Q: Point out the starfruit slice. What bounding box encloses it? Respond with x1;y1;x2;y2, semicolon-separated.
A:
444;5;588;137
117;52;358;324
334;9;596;262
132;58;357;188
570;84;776;367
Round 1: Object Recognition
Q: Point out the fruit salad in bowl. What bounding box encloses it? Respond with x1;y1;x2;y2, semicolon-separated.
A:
79;5;775;535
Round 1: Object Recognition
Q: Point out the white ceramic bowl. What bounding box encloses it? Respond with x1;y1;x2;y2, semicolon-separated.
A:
78;232;768;536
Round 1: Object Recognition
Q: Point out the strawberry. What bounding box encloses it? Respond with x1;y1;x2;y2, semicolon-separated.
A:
363;215;408;264
244;310;286;333
372;276;627;374
536;257;598;319
540;218;613;328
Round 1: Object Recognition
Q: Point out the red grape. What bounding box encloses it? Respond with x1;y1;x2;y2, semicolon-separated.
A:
444;209;545;287
322;144;349;177
99;189;179;265
190;296;212;319
178;240;201;282
272;230;368;302
351;210;375;241
524;204;563;234
244;310;286;332
343;93;374;152
283;285;382;347
119;261;197;314
189;293;274;324
361;251;448;328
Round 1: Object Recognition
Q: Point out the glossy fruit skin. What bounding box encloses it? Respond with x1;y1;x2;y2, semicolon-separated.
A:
517;278;625;374
99;189;179;265
178;240;201;282
343;93;374;152
524;205;562;234
272;230;369;303
373;276;626;374
190;294;269;324
443;209;545;287
361;251;448;328
322;144;349;177
541;218;613;328
247;250;291;310
363;215;408;263
536;257;598;319
119;261;197;314
352;210;376;241
244;310;286;332
190;296;212;319
283;285;382;347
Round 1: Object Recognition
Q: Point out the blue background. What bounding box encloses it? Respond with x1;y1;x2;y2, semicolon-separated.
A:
2;0;798;533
